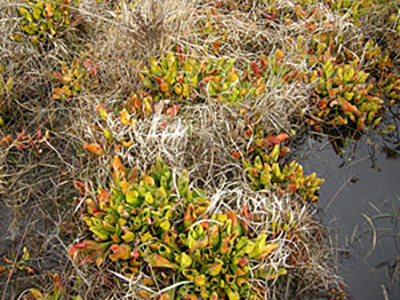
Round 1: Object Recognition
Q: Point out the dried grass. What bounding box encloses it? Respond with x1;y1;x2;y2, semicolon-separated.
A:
1;0;385;298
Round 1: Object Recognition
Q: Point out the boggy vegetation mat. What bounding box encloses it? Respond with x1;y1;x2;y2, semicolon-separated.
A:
0;0;399;299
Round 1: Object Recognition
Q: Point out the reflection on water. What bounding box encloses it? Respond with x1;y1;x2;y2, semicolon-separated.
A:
294;133;400;300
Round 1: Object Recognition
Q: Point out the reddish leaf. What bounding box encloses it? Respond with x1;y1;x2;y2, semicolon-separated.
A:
146;254;179;269
166;105;180;118
251;63;261;76
207;68;219;76
260;57;267;68
318;99;327;108
109;244;131;261
265;12;276;20
53;72;63;79
17;129;26;141
3;255;12;264
241;204;251;221
276;133;289;143
84;143;104;156
220;237;231;254
73;181;91;195
0;135;13;147
15;141;29;150
45;3;53;18
231;151;241;159
69;241;106;258
280;146;291;155
89;64;99;76
177;44;185;63
264;133;288;146
34;130;41;140
159;82;170;93
84;58;91;69
96;104;109;120
238;256;248;267
69;241;111;266
337;97;360;115
0;266;7;274
288;184;297;192
212;41;220;52
183;204;196;229
228;210;238;226
275;49;285;59
328;89;337;98
143;173;155;186
154;76;163;85
97;189;110;203
111;155;124;175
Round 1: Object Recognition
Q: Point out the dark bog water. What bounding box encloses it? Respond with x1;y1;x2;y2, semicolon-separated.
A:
295;133;400;299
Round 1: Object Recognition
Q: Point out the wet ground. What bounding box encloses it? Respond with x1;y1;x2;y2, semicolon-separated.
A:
0;205;12;257
296;133;400;299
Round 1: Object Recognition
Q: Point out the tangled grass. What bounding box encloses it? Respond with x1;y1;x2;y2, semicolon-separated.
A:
0;0;399;299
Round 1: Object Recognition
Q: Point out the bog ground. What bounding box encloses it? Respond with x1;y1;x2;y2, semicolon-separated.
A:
1;1;400;299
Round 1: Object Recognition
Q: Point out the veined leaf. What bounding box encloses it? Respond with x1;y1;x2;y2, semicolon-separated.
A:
109;244;131;261
146;253;179;269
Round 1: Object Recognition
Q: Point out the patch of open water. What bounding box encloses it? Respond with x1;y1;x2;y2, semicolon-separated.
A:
295;134;400;299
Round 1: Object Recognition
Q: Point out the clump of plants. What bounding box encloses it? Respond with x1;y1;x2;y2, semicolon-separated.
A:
139;49;294;106
243;143;324;203
229;113;323;203
22;273;83;300
306;56;383;133
376;72;400;104
15;0;81;46
52;57;99;100
70;157;285;299
23;274;62;300
139;211;282;300
0;128;50;154
326;283;349;300
70;156;210;266
84;49;297;155
293;28;400;146
367;48;400;104
139;50;242;103
0;247;34;278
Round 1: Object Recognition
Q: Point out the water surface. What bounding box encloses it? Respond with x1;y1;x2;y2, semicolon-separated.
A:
295;135;400;299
